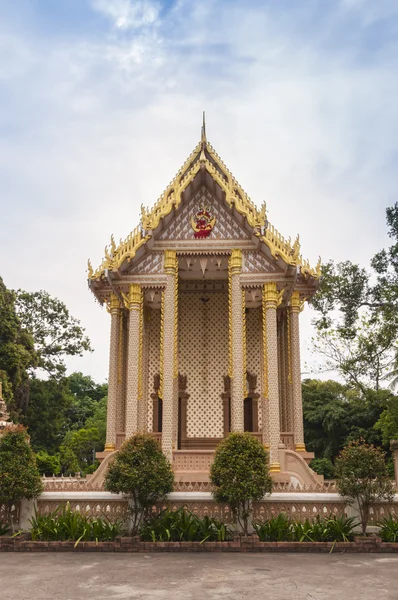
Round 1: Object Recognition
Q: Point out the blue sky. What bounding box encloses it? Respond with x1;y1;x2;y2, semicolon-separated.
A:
0;0;397;381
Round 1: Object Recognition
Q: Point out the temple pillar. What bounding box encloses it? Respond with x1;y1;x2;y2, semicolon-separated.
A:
229;249;244;431
290;291;305;452
138;306;149;432
161;250;178;460
262;282;281;472
125;283;143;438
105;293;121;451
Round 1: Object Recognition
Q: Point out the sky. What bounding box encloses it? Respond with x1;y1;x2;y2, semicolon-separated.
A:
0;0;397;383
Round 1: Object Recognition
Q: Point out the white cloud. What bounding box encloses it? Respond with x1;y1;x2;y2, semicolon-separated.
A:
91;0;160;30
0;1;397;382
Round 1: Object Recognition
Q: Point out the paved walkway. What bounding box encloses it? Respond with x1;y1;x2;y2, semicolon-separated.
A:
1;553;397;599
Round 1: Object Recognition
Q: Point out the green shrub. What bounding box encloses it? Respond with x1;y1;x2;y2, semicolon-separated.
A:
105;434;174;534
210;432;272;534
253;513;293;541
30;504;124;542
335;439;394;535
309;458;335;479
140;507;232;542
378;516;398;542
253;514;357;542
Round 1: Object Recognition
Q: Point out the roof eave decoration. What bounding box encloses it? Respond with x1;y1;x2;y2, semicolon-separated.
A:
88;133;321;282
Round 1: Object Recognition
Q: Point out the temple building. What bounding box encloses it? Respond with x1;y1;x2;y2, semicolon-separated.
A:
88;120;321;485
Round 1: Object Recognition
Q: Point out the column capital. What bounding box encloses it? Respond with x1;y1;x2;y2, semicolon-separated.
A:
290;290;301;312
109;292;121;313
230;249;242;274
127;283;142;310
262;282;281;308
164;249;178;274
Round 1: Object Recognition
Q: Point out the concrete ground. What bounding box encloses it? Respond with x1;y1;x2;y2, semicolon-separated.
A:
0;553;397;600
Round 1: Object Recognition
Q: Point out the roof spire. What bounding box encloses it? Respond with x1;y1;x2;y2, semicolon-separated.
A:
201;111;207;144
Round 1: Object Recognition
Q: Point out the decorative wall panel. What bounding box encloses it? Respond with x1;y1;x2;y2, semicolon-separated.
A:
246;307;262;429
159;187;250;241
178;290;228;437
146;307;161;431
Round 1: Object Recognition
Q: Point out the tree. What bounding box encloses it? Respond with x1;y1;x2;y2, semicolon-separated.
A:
65;372;107;432
15;290;92;379
335;440;394;535
104;434;174;533
23;378;74;453
310;203;398;389
210;432;273;534
303;379;389;463
375;396;398;445
35;450;61;476
0;425;43;531
61;427;101;472
0;277;36;416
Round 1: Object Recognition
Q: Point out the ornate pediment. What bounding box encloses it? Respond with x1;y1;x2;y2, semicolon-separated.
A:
87;120;321;288
159;187;251;242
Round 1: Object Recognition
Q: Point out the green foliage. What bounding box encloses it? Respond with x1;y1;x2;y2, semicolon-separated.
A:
375;396;398;445
210;432;272;534
253;514;357;542
303;379;389;463
378;516;398;542
35;450;61;476
335;440;395;535
310;204;398;391
105;434;174;533
0;426;43;531
61;427;100;471
0;521;11;536
140;507;232;542
23;377;74;453
58;444;80;475
309;458;335;479
30;504;124;542
15;290;92;379
0;277;36;415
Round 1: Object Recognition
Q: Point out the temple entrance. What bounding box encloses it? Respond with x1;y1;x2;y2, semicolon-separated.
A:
244;397;253;432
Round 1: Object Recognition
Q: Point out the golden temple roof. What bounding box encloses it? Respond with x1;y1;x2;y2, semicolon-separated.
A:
88;121;321;281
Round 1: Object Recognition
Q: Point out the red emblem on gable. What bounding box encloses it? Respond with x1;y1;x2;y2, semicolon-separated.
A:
191;205;216;239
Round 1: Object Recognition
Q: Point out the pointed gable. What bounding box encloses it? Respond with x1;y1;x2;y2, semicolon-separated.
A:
88;121;320;284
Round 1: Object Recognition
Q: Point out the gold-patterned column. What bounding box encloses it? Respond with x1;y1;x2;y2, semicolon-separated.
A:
229;249;244;432
105;293;122;451
125;283;143;438
138;306;150;432
262;282;281;472
162;250;178;460
290;291;305;451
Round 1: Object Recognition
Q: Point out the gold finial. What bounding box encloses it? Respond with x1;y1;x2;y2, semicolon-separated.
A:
201;111;206;144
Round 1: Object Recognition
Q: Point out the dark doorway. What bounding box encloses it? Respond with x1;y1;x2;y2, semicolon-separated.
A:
158;398;163;433
244;397;253;432
178;397;182;449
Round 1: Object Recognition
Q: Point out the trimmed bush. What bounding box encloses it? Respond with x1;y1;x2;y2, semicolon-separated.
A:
0;425;43;531
210;432;272;534
104;433;174;533
335;439;394;535
309;457;335;479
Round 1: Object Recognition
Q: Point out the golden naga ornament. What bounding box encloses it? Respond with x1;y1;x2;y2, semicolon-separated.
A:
191;204;216;239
